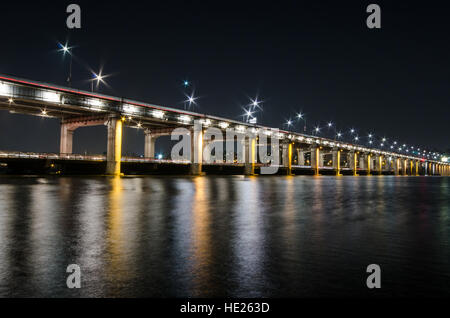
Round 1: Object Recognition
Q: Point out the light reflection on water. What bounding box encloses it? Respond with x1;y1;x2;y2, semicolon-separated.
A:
0;176;449;297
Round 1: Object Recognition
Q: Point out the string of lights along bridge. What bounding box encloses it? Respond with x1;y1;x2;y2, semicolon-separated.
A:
0;74;448;176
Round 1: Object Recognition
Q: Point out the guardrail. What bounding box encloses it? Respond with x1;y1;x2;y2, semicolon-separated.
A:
0;151;105;161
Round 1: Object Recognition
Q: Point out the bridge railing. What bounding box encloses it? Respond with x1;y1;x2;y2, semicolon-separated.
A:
0;151;106;161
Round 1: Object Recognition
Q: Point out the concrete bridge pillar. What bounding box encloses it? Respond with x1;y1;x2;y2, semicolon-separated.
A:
332;148;341;176
106;117;123;176
60;123;75;154
319;152;325;167
394;158;400;175
348;151;358;176
359;154;365;170
310;146;320;176
402;159;408;176
375;154;382;175
190;124;203;175
415;160;419;176
144;130;156;158
365;154;372;175
282;142;292;175
244;134;257;175
297;148;305;165
424;161;428;176
385;158;393;173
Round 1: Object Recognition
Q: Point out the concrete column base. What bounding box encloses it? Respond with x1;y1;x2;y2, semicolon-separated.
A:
244;163;255;176
190;163;203;175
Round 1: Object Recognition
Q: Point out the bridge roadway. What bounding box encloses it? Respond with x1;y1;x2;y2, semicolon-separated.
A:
0;74;449;176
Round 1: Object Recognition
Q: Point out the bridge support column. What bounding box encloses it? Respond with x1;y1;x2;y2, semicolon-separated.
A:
366;154;372;175
60;123;75;154
332;148;341;176
402;159;408;176
282;142;292;175
359;154;365;171
244;135;256;175
106;117;123;176
415;160;419;176
394;158;400;175
319;153;325;168
190;124;203;175
144;130;156;158
348;151;358;176
385;157;392;173
297;148;305;165
311;146;320;176
375;154;382;175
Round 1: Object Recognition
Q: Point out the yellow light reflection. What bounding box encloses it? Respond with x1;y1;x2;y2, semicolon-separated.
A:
106;176;130;288
191;177;212;296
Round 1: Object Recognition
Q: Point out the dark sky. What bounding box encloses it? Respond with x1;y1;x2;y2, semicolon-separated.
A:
0;0;449;155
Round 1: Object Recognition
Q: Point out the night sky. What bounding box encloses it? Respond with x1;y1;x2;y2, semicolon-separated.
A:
0;1;449;156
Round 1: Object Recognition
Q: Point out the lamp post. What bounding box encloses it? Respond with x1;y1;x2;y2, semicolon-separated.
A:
60;44;73;87
297;112;306;132
91;73;103;92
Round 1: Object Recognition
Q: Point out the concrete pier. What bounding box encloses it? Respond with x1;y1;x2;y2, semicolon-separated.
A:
106;116;123;175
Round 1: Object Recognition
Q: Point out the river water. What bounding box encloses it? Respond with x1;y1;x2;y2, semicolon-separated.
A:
0;175;449;297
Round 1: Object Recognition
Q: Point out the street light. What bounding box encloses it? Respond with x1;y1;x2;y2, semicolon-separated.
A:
250;97;262;110
296;112;307;132
243;108;254;123
91;73;104;92
313;126;320;135
185;92;197;109
286;119;292;127
59;43;73;87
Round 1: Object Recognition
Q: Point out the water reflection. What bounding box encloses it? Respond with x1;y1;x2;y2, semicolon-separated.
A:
232;177;265;297
0;176;449;297
191;177;213;296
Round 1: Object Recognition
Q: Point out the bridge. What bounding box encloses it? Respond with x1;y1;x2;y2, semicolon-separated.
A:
0;74;449;176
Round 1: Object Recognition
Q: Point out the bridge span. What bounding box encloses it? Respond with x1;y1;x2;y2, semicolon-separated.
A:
0;74;449;176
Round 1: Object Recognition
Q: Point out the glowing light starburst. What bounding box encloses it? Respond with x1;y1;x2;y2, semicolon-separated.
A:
249;97;263;110
185;92;198;109
242;107;255;122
